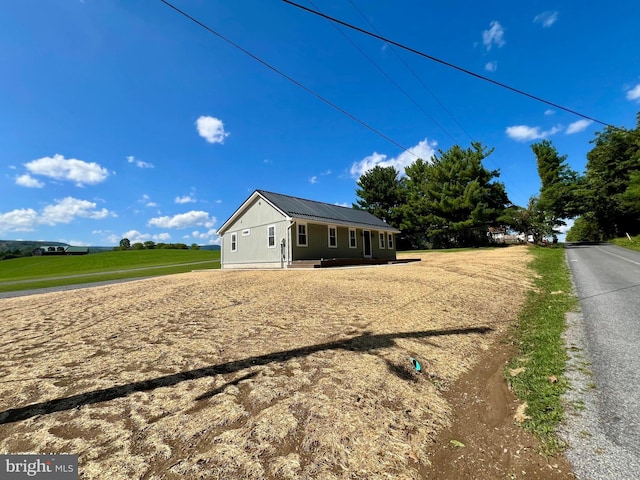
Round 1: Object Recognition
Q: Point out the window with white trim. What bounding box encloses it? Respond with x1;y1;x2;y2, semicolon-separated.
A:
349;228;357;248
387;233;394;249
379;232;385;249
297;223;307;246
268;225;276;248
230;232;237;252
328;225;337;248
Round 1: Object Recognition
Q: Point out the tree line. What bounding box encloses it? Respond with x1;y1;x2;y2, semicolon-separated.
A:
354;113;640;248
116;238;200;251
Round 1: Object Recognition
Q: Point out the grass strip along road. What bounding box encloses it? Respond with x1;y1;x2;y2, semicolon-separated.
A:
506;246;577;454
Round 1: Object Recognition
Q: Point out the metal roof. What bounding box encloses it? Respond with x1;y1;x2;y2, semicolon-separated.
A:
219;190;399;233
257;190;398;230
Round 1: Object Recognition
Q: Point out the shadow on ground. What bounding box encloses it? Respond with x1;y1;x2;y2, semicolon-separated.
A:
0;326;491;425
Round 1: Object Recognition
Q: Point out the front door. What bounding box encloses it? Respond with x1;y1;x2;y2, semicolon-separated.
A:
363;230;372;258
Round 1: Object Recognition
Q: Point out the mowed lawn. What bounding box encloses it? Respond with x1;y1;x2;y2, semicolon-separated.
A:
0;250;220;292
0;247;532;479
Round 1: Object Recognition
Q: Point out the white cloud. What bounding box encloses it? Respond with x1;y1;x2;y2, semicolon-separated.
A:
544;109;555;116
0;197;112;232
138;194;158;207
350;138;437;178
485;61;497;72
192;229;218;239
24;154;109;186
626;84;640;102
15;174;44;188
148;210;216;229
505;124;561;142
40;197;111;225
482;21;505;51
175;195;196;204
196;116;229;144
566;119;593;134
117;230;171;244
534;11;559;28
556;218;574;235
0;208;39;232
309;176;318;184
126;155;154;169
191;229;221;245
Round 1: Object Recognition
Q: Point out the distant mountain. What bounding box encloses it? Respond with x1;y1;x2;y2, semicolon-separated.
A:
199;245;221;251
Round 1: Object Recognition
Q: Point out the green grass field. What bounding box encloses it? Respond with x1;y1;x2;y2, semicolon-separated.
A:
0;249;220;292
610;234;640;252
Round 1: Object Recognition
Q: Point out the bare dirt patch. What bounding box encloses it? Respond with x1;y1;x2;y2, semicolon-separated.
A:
0;246;567;479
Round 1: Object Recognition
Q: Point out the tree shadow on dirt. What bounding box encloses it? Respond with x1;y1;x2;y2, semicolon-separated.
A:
0;326;492;425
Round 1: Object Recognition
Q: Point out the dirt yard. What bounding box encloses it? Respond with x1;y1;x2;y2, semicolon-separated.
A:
0;246;572;479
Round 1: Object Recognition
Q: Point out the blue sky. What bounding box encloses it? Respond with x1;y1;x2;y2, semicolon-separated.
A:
2;0;639;246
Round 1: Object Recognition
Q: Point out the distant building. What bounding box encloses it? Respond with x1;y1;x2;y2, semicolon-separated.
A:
33;246;89;256
218;190;400;269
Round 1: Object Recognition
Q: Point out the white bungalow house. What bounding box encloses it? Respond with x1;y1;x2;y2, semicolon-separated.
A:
218;190;400;269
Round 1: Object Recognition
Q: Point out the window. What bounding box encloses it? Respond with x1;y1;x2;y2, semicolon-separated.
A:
230;233;237;252
268;225;276;248
328;225;337;248
297;223;307;246
349;228;357;248
387;233;394;249
379;232;385;249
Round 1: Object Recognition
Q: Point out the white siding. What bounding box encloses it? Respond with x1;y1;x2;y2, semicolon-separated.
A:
222;197;289;268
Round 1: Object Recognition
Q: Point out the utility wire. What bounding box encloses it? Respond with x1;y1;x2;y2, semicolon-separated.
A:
306;0;458;143
347;0;475;141
283;0;617;129
159;0;420;159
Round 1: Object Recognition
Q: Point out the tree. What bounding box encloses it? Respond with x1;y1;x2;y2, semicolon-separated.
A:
582;114;640;238
144;241;155;249
566;213;602;242
401;143;511;248
354;165;406;228
132;242;144;250
191;243;200;250
119;238;131;250
504;197;555;244
531;140;581;223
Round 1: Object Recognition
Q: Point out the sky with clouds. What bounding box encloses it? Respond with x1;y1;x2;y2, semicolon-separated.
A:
1;1;639;245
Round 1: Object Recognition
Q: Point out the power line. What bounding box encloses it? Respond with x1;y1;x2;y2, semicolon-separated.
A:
159;0;420;159
306;0;458;143
283;0;617;129
346;0;475;142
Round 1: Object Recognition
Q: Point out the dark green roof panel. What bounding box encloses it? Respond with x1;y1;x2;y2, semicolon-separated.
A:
257;190;395;230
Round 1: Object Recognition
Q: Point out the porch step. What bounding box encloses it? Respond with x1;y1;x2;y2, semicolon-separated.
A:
288;260;322;269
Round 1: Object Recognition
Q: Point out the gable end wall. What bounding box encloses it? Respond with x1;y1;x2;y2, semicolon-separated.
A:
222;197;288;267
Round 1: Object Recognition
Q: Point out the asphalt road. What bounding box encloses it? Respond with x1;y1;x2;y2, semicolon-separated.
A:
562;243;640;479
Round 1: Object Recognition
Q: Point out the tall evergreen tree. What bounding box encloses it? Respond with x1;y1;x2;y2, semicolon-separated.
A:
531;140;581;223
402;143;510;248
353;165;406;228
